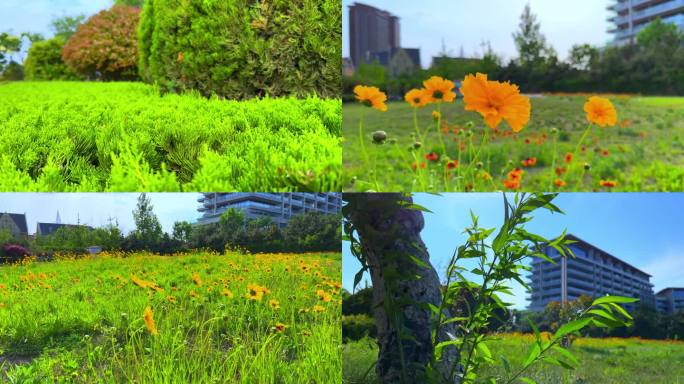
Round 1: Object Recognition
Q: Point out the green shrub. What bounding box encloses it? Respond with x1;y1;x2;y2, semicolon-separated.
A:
0;82;341;192
62;5;140;80
138;0;341;99
24;38;79;80
342;314;376;342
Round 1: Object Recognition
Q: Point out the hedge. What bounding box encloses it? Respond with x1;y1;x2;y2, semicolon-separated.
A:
24;38;79;81
138;0;341;99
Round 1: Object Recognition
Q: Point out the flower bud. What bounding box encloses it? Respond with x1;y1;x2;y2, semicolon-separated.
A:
372;130;387;144
584;162;591;171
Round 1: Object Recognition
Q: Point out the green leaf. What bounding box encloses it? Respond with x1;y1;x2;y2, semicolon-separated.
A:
607;302;633;320
477;342;493;361
528;318;541;344
592;295;638;306
501;355;511;375
552;345;579;366
553;318;591;339
408;255;429;268
587;309;618;322
519;378;537;384
522;343;541;368
353;269;365;290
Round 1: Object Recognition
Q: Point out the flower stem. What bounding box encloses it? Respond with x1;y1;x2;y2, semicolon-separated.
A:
548;134;558;192
358;109;370;174
572;124;592;189
437;103;446;156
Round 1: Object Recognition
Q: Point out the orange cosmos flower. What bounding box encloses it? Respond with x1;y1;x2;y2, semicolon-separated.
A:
554;179;567;187
584;96;617;127
564;152;573;163
460;73;531;132
404;88;429;108
521;157;537;167
143;306;158;335
600;180;618;188
425;152;440;162
423;76;456;103
446;160;459;170
354;85;387;112
555;167;567;176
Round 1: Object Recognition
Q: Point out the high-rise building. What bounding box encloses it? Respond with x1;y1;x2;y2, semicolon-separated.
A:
655;287;684;314
528;234;654;312
197;193;341;227
348;2;400;67
607;0;684;44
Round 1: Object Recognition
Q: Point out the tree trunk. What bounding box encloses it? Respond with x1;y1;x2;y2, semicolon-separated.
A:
344;193;461;384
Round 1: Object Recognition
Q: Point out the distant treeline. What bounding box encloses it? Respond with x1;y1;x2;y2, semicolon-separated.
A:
344;9;684;98
0;194;341;263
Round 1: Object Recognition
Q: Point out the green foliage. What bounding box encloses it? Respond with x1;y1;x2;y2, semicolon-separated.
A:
62;5;140;80
342;286;373;316
283;212;341;252
24;38;79;80
0;82;341;192
51;15;86;40
0;32;22;67
115;0;146;7
0;61;23;81
343;193;637;383
131;193;163;249
343;314;376;342
138;0;341;99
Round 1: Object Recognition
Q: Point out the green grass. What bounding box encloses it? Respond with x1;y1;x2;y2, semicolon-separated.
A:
0;81;341;192
343;96;684;192
343;334;684;384
0;251;341;383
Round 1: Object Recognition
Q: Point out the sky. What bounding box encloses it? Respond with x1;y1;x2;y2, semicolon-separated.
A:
342;0;613;66
342;193;684;309
0;193;201;235
1;0;112;61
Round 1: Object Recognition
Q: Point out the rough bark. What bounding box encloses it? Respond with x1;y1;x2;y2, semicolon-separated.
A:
344;193;461;384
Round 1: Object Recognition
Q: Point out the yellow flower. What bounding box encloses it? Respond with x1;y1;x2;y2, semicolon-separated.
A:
313;305;326;313
316;289;332;303
222;289;234;298
167;296;177;304
423;76;457;103
404;88;430;108
191;272;202;287
354;85;388;112
245;283;265;301
584;96;618;127
189;290;199;298
143;306;158;335
269;299;280;310
460;73;530;132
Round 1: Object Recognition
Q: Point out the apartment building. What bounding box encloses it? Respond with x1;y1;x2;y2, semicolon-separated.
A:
528;234;654;312
348;2;400;67
607;0;684;44
655;287;684;314
196;193;341;227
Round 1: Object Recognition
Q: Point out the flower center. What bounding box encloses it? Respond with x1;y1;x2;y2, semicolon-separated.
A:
433;90;443;99
363;100;373;107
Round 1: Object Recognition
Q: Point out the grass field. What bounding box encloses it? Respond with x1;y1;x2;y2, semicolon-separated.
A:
343;334;684;384
343;95;684;192
0;251;341;383
0;82;341;192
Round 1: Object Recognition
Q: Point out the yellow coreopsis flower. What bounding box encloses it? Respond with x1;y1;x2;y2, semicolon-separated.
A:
143;306;158;335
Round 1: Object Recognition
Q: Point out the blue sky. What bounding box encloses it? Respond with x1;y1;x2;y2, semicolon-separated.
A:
342;0;613;66
1;0;111;61
0;193;201;235
342;193;684;309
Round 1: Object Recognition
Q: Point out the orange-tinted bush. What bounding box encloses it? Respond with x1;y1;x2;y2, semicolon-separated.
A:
62;5;140;80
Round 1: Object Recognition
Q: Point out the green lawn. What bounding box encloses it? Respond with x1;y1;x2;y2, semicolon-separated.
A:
0;81;341;192
343;334;684;384
343;96;684;192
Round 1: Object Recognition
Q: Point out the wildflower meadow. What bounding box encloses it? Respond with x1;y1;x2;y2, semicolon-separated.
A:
344;74;684;192
0;251;341;383
343;334;684;384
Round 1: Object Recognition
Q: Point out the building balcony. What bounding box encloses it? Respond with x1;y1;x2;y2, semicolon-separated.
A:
632;0;684;24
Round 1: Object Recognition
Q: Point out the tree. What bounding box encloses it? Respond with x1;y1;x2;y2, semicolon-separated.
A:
512;4;551;67
568;44;598;71
51;14;86;40
114;0;146;7
0;32;22;67
343;193;460;383
219;209;246;251
284;212;340;252
24;38;79;80
62;5;140;80
131;193;163;250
